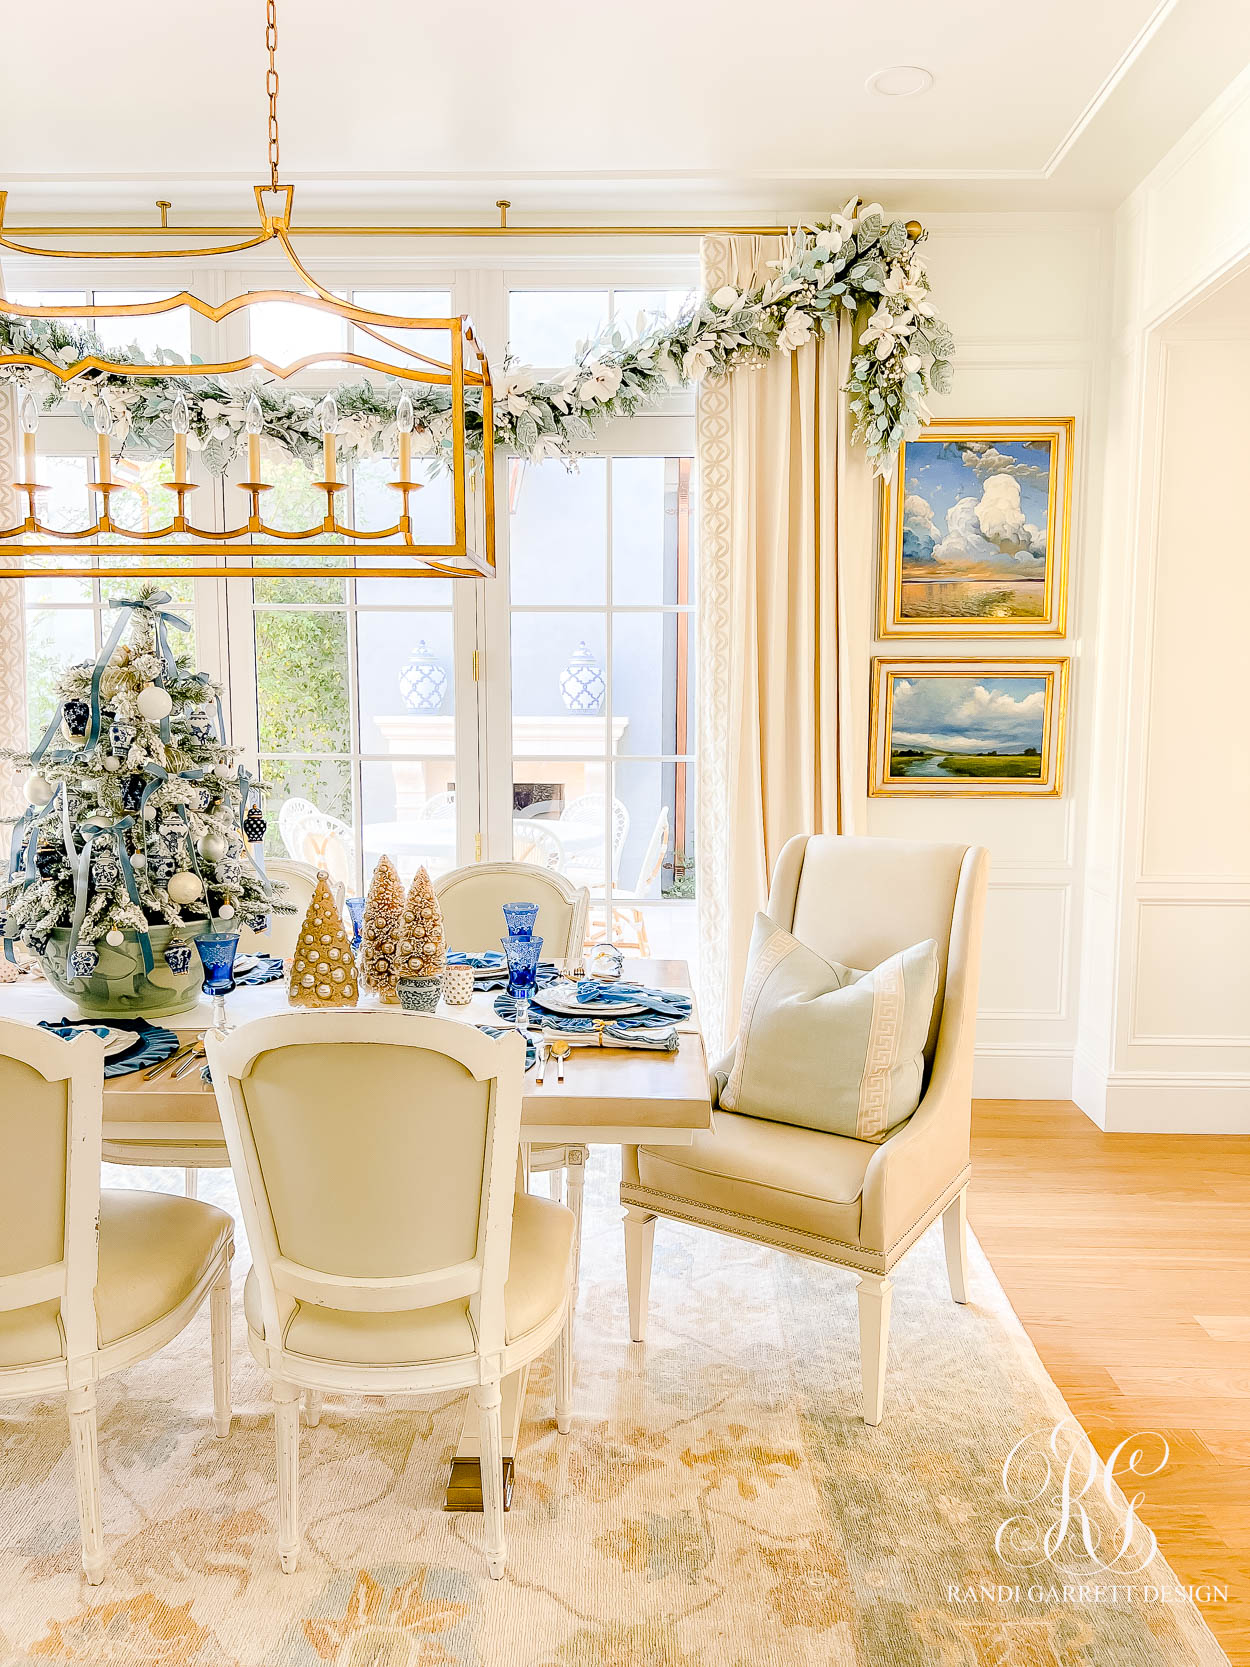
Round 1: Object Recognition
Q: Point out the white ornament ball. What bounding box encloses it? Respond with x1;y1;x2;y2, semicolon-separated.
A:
213;760;235;781
102;755;123;772
198;831;228;862
217;902;236;920
136;684;173;722
24;772;53;806
129;851;147;870
166;870;204;905
105;927;125;947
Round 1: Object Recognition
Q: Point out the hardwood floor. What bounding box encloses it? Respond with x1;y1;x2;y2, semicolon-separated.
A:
970;1100;1250;1665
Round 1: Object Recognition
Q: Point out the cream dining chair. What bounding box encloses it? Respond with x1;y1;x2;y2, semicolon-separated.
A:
621;834;989;1426
205;1011;575;1579
434;861;591;1231
0;1018;234;1582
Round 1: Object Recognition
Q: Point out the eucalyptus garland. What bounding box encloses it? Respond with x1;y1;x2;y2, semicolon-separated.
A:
0;203;953;476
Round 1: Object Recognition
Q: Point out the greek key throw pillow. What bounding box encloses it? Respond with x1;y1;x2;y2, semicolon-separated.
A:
719;913;939;1143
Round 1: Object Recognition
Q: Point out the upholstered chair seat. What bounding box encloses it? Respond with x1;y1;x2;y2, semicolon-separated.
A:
621;834;989;1425
242;1192;573;1367
0;1022;234;1583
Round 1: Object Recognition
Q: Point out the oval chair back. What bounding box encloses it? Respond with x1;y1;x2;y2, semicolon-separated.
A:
434;861;589;966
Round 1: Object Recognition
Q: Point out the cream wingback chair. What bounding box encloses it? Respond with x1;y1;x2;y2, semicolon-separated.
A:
0;1019;234;1582
206;1012;575;1580
621;834;989;1426
434;860;589;965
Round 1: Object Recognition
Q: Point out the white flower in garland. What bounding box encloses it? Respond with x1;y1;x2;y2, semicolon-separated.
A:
681;341;718;382
578;361;623;404
502;365;538;415
777;308;815;353
859;305;915;362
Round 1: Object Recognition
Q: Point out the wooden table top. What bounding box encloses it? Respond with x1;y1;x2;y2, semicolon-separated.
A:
0;958;712;1142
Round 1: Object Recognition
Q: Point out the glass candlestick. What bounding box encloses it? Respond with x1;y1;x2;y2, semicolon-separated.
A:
196;931;239;1031
501;933;543;1034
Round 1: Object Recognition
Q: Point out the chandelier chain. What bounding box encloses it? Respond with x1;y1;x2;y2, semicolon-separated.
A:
265;0;280;190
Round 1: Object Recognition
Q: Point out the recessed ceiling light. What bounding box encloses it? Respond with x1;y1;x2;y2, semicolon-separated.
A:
866;65;934;98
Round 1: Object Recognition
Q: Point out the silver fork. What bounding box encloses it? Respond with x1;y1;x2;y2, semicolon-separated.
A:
144;1034;203;1080
535;1040;548;1086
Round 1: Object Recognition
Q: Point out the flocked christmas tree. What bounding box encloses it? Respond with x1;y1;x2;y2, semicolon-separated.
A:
395;865;446;981
1;585;286;1001
289;870;359;1007
361;852;404;1001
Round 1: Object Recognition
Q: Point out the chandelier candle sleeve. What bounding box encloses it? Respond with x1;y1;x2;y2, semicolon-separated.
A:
19;392;37;484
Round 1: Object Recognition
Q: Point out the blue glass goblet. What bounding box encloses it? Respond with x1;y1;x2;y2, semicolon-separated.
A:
196;931;239;1030
345;895;366;954
501;933;543;1034
502;900;538;941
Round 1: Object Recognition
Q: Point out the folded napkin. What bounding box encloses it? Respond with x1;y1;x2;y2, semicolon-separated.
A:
472;962;560;993
543;1017;679;1053
447;951;506;970
574;980;693;1019
476;1025;538;1070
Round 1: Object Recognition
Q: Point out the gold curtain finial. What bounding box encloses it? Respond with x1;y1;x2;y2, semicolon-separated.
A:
496;199;511;229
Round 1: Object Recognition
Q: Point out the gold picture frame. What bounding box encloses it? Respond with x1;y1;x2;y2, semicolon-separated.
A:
869;657;1069;797
878;418;1073;638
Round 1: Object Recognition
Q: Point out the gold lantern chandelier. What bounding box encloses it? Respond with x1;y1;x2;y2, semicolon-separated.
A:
0;1;495;582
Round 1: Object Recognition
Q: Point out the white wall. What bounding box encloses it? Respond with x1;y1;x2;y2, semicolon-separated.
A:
844;211;1111;1100
1074;66;1250;1131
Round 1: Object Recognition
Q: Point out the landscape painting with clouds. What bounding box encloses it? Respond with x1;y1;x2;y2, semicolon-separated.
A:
882;427;1068;633
871;659;1068;797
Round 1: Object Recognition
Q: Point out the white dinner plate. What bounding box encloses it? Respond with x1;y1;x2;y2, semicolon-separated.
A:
531;986;648;1019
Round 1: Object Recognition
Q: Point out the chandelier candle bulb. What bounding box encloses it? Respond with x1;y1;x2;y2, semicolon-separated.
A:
170;392;190;482
396;392;414;481
320;394;338;484
245;394;263;480
19;391;37;484
93;401;112;487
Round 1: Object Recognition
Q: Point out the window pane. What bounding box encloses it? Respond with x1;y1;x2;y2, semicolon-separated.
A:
23;457;93;602
356;609;454;753
613;288;698;334
254;610;350;753
611;456;695;606
25;608;95;744
91;292;192;360
509;457;606;606
354;463;454;606
262;758;354;867
508;290;609;367
361;760;457;887
510;757;607;877
350;289;452;369
512;611;607;755
612;611;691;757
253;455;347;604
606;759;697;966
248;293;346;365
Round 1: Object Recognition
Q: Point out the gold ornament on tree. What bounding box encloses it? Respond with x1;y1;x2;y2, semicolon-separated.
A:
396;865;446;978
289;870;359;1008
362;853;405;1002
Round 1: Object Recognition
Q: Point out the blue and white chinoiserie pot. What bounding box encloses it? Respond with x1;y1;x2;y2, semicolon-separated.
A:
399;640;449;713
559;641;606;714
37;919;221;1019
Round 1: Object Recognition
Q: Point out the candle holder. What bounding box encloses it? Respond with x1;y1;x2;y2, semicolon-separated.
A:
195;931;240;1030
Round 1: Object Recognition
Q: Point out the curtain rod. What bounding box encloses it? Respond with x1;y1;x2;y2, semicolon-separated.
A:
0;199;923;241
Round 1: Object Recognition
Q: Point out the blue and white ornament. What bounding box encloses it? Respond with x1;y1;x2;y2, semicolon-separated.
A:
164;939;194;975
67;944;99;979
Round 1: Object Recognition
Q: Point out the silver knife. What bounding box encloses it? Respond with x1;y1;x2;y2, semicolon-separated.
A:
145;1043;195;1080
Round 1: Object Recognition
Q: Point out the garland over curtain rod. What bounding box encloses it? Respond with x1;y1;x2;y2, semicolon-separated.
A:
0;201;953;477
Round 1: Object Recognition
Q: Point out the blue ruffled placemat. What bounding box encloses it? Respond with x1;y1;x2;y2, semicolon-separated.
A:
38;1016;181;1078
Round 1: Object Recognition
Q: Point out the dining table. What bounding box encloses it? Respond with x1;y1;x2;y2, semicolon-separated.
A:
0;955;712;1512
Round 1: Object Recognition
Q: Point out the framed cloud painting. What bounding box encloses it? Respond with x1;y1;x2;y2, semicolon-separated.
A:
869;658;1069;797
879;419;1073;637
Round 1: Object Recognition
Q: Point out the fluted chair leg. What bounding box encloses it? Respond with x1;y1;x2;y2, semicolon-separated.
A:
474;1381;506;1579
554;1304;574;1434
209;1265;232;1438
304;1391;323;1427
856;1274;894;1427
272;1377;301;1572
67;1383;105;1584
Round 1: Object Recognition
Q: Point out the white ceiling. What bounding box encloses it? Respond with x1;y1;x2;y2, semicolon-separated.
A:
2;0;1248;220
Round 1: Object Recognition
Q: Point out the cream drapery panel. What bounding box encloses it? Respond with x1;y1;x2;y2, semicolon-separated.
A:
695;235;873;1051
0;384;26;820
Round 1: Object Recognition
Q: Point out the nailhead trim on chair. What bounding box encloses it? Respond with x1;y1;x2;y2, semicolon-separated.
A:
619;1162;972;1276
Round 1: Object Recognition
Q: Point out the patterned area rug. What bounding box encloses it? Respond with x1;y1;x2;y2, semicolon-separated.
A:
0;1153;1230;1667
